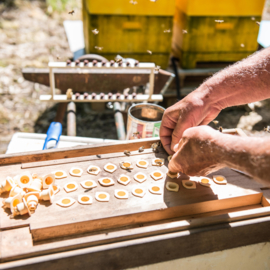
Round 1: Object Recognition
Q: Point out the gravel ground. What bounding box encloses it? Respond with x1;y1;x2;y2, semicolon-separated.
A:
0;0;117;153
0;0;269;154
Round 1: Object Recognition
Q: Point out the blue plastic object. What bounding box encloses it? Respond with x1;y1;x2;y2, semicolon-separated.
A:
43;122;62;150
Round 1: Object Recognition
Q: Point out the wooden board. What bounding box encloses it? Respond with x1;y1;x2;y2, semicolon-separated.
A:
0;142;264;243
2;204;270;263
0;138;270;267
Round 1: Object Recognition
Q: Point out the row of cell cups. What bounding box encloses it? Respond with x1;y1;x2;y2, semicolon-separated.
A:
0;172;58;217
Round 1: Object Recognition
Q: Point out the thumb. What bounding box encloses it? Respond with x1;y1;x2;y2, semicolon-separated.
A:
168;153;182;173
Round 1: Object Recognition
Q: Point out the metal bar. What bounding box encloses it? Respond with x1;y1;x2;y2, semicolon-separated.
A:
67;102;76;137
113;102;126;140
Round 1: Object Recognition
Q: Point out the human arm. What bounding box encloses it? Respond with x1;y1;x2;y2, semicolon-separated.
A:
168;126;270;186
161;47;270;154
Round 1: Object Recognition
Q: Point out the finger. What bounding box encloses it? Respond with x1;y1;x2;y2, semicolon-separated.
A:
160;125;174;154
168;140;184;173
160;113;178;154
161;136;174;155
170;113;196;152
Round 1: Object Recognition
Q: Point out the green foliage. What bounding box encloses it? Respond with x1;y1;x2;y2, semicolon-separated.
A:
46;0;70;12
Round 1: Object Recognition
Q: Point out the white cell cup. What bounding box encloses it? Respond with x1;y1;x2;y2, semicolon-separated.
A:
40;185;54;203
52;185;60;195
17;171;33;189
9;186;26;197
2;196;14;209
12;198;31;217
42;174;55;189
0;177;16;194
9;193;23;211
31;173;39;179
13;174;20;183
3;192;22;210
28;178;42;192
24;192;40;212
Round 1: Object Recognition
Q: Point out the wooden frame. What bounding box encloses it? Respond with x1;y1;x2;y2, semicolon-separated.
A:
40;62;162;103
222;128;247;137
2;203;270;269
1;136;270;269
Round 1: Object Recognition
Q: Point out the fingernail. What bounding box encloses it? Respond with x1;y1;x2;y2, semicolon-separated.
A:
173;143;179;152
171;143;176;152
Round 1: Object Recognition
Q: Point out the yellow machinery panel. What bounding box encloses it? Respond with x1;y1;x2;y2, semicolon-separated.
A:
172;0;265;68
83;0;175;69
85;0;175;16
176;0;265;16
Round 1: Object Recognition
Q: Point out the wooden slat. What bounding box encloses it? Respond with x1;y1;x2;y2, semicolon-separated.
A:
0;203;267;263
222;128;247;137
0;129;245;167
261;189;270;206
29;189;262;242
2;215;270;269
0;227;32;262
21;149;154;169
0;138;159;166
39;94;163;103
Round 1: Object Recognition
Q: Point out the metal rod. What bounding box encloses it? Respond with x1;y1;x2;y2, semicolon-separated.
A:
113;102;126;140
67;102;76;136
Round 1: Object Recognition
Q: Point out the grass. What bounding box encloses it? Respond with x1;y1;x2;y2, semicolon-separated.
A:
46;0;69;12
0;60;7;67
46;0;80;13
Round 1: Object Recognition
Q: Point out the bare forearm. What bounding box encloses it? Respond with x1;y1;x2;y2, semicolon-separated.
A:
160;48;270;154
215;134;270;186
198;47;270;109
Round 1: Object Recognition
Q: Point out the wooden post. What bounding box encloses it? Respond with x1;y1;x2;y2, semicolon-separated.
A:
49;67;55;100
148;67;155;100
67;102;76;136
54;103;67;123
113;102;126;140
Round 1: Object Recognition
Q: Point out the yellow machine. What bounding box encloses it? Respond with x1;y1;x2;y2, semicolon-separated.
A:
172;0;265;68
83;0;175;69
83;0;265;69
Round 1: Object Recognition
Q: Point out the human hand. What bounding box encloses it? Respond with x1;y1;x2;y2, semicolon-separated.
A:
168;126;225;176
160;86;224;154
